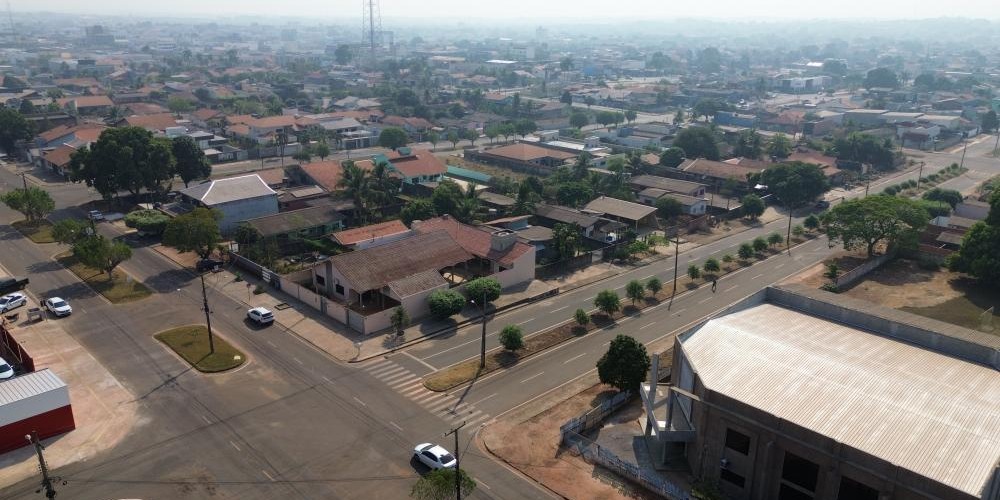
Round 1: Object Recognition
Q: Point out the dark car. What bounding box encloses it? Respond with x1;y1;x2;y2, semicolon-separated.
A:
814;200;830;210
0;276;29;295
196;259;224;273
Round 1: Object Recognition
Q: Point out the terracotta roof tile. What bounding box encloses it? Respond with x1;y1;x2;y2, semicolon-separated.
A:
412;215;532;267
331;220;409;246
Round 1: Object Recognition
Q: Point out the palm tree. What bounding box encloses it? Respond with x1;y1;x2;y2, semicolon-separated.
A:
337;161;371;223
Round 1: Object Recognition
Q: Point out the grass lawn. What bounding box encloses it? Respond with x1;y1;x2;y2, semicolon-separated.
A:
155;325;246;373
56;252;152;304
11;219;55;244
902;283;1000;335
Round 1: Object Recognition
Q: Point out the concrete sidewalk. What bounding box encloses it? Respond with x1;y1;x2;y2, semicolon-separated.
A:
0;291;137;488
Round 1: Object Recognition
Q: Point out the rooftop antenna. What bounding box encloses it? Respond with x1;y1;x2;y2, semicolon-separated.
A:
361;0;382;69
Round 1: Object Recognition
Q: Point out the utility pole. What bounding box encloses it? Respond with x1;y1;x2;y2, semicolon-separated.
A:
200;273;216;354
993;128;1000;157
21;171;28;191
444;421;467;500
916;161;925;188
959;133;969;170
669;228;679;309
26;431;58;499
473;291;487;369
786;204;794;255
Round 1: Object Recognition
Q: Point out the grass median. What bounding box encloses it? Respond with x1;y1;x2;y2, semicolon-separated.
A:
56;251;152;303
423;232;820;392
155;325;246;373
12;219;55;244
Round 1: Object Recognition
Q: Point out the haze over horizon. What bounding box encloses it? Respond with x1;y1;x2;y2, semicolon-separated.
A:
10;0;1000;21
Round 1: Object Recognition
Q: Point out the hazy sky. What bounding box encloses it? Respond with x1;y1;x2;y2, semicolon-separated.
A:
12;0;1000;20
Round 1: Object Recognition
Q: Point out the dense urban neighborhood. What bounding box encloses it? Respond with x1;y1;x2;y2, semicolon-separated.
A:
0;4;999;500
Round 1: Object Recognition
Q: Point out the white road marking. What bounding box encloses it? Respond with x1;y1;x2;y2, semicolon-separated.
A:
363;360;392;372
563;353;587;364
479;480;491;490
402;351;438;371
752;273;764;280
382;371;415;384
458;409;483;422
552;305;568;313
516;317;536;326
467;413;493;428
775;263;785;270
230;440;241;452
293;357;303;365
321;376;333;384
413;391;448;404
262;470;275;482
267;340;277;348
390;421;404;432
723;285;738;293
674;308;686;315
640;322;656;330
353;396;367;407
698;297;713;304
201;415;212;424
521;372;544;383
371;366;406;378
470;393;498;406
641;274;656;280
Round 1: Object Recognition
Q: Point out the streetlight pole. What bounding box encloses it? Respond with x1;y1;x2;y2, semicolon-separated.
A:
444;421;467;500
26;431;58;499
200;273;216;354
475;290;487;369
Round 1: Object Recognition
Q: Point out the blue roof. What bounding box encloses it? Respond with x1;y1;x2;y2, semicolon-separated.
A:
446;165;492;183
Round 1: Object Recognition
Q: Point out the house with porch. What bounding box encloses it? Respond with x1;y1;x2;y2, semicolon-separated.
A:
583;196;659;230
179;174;279;233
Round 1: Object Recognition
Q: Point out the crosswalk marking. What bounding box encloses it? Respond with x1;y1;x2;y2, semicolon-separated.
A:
361;360;491;428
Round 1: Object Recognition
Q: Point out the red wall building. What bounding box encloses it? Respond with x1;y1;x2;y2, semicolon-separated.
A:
0;369;75;454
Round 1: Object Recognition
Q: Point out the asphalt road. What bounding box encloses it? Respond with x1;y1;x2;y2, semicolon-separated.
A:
0;169;545;499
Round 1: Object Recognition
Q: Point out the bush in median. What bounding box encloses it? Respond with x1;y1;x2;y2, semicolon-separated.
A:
428;289;466;319
124;209;170;235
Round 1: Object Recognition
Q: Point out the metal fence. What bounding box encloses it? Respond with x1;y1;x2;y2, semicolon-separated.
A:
0;323;34;373
558;390;690;500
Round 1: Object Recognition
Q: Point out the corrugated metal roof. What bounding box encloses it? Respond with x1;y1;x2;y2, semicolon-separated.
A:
0;369;67;405
683;303;1000;497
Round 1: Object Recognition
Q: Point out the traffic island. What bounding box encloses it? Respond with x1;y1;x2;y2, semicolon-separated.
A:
11;219;55;244
55;251;152;303
154;325;246;373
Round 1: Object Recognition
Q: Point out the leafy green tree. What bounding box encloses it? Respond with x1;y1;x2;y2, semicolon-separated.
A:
863;67;899;89
596;334;650;393
0;107;33;153
390;307;409;335
738;242;754;260
446;131;460;149
574;308;590;328
792;225;805;237
410;468;476;500
124;209;170;234
430;180;466;217
313;142;331;160
167;97;195;114
70;127;176;201
172;136;212;188
767;232;784;247
560;90;573;105
655;197;684;221
766;133;793;159
823;195;930;256
672;127;719;160
625;280;645;305
625;109;638;124
594;289;621;317
334;44;354;65
569;110;589;129
916;199;951;218
464;277;501;304
18;99;35;115
703;258;720;274
0;186;54;223
595;110;616;129
761;161;829;209
646;277;662;296
428;289;466;319
400;198;436;225
741;194;765;221
556;181;594;208
162;207;222;259
948;215;1000;288
426;131;440;150
824;263;840;280
722;253;734;263
377;127;409;150
982;110;999;134
52;219;89;245
499;325;524;351
733;129;763;159
804;214;820;230
693;99;721;121
673;108;685;125
687;264;701;279
293;150;312;163
551;223;580;262
659;147;686;168
514;119;537;137
337;160;373;223
73;235;132;278
752;236;768;253
922;188;963;208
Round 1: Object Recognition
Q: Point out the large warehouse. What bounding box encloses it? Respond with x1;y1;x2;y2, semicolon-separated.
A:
0;369;75;453
644;285;1000;500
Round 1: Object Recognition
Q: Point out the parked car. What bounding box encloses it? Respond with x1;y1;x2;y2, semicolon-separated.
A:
0;276;29;295
0;356;13;379
413;443;457;470
0;292;27;313
88;210;105;221
814;200;830;210
196;259;224;273
247;307;274;325
44;297;72;317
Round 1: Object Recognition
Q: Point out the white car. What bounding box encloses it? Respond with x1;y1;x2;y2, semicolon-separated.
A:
88;210;105;221
0;292;27;313
44;297;72;317
0;356;14;379
413;443;457;470
247;307;274;325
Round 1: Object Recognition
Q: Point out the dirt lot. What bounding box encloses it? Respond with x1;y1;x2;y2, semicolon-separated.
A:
482;384;658;500
840;258;965;308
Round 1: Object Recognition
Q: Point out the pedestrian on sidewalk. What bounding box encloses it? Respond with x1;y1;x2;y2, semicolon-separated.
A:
711;279;718;293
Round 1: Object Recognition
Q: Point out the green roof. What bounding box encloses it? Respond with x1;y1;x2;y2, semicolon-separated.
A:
446;165;491;183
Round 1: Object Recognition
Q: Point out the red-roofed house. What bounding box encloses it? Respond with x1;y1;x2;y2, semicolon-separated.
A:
382;115;433;140
331;220;411;249
57;95;113;115
40;144;78;177
385;148;447;184
293;159;375;192
124;113;181;133
412;215;535;288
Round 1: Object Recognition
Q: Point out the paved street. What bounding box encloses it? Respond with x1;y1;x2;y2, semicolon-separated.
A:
0;168;546;499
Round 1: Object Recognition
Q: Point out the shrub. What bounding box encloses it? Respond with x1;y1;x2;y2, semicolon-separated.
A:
738;242;754;260
722;254;734;263
253;284;265;294
820;283;840;293
767;232;784;247
883;185;899;195
918;257;941;271
499;325;524;351
464;277;501;303
703;258;720;273
804;214;820;230
124;209;170;234
428;289;466;319
792;224;805;237
574;308;590;327
752;236;768;253
687;264;701;279
646;277;663;296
